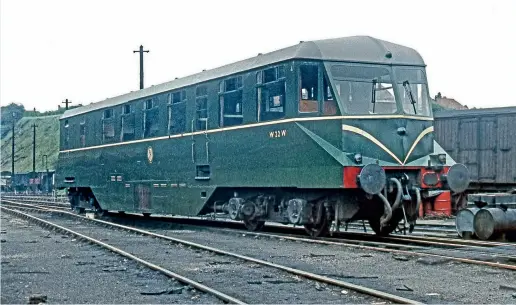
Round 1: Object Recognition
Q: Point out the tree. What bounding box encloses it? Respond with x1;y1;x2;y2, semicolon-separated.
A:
0;103;25;137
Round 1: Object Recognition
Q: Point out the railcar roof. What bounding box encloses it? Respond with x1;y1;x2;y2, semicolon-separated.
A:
61;36;425;119
434;106;516;118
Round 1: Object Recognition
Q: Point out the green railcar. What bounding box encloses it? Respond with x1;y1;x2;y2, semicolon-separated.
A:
56;36;470;236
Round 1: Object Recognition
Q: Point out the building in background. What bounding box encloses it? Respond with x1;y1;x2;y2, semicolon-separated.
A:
434;92;468;110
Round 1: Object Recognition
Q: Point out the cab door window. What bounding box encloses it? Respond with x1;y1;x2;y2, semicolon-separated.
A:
299;64;319;113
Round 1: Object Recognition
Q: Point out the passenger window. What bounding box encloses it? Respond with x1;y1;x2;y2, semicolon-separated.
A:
219;76;243;127
143;98;159;138
102;109;115;143
171;90;185;104
168;90;186;134
121;104;135;141
299;64;318;113
145;99;153;110
257;66;286;122
104;109;113;119
263;68;276;83
64;120;69;148
195;86;208;130
79;121;86;147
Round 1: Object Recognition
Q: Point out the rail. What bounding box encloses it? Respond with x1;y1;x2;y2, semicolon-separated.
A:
1;206;247;304
1;200;422;304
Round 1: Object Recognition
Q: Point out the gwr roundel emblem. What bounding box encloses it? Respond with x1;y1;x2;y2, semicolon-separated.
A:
147;146;154;164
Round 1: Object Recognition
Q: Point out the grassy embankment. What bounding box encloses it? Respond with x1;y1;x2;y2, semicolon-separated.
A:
1;115;60;173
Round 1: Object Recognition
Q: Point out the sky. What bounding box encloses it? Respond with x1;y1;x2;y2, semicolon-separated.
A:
1;0;515;112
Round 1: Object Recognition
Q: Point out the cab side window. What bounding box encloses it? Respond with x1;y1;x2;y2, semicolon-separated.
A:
322;72;338;115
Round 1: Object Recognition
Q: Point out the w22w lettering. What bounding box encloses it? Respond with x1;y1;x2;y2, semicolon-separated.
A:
269;129;287;138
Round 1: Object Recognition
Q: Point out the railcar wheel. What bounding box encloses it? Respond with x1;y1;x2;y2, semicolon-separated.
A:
69;194;79;211
303;217;330;237
94;207;107;217
74;207;85;214
368;212;404;236
243;218;265;231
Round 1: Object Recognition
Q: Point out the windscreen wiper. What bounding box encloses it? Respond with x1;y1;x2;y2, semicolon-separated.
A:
371;79;377;113
402;80;417;114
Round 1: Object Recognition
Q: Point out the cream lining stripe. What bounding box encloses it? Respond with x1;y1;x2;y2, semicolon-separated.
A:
342;125;434;165
342;124;404;165
403;126;434;164
60;115;433;153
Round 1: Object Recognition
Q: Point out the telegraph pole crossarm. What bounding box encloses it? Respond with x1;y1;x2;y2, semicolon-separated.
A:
62;99;72;110
133;45;149;90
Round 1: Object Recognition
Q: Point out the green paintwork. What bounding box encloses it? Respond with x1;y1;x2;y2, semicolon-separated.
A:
56;115;452;215
56;36;456;217
58;119;345;214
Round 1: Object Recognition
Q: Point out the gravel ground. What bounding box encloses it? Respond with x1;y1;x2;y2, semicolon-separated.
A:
147;224;516;304
1;210;384;304
0;213;220;304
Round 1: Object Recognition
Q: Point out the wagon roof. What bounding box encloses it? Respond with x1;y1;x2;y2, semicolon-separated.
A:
434;106;516;118
61;36;425;119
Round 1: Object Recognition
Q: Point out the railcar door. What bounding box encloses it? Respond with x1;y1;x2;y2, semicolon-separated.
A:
191;117;211;181
107;173;125;210
134;184;152;211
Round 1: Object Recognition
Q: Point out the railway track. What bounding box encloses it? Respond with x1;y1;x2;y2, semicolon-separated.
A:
343;222;458;238
0;196;464;239
3;198;515;269
1;194;68;203
3;198;516;303
0;202;421;304
1;195;69;208
2;196;456;231
1;206;244;304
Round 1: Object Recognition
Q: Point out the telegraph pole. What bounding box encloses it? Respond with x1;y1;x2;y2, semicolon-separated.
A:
32;123;37;192
133;45;149;89
11;113;15;191
42;154;49;193
62;99;72;110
